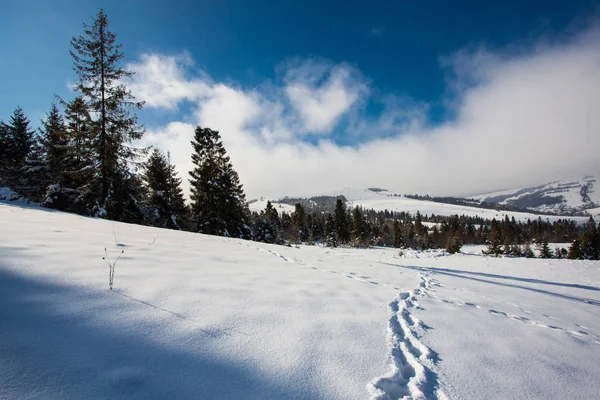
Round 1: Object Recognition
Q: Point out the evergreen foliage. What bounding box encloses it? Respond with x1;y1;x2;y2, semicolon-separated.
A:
143;149;187;229
1;107;34;188
536;235;553;259
485;219;504;256
324;214;337;247
334;199;350;244
291;203;308;242
446;236;462;254
70;9;146;219
189;126;249;238
40;103;69;185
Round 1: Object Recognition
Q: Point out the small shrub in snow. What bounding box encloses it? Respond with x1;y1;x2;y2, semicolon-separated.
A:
103;248;124;290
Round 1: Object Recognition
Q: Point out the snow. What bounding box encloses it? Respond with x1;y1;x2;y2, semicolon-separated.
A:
470;176;600;213
248;199;296;214
0;187;23;202
1;202;599;399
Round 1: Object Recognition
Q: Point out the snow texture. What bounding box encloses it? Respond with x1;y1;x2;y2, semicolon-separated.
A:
0;201;599;399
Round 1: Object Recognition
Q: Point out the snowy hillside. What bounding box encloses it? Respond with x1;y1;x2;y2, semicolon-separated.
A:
1;202;599;399
256;187;594;222
248;199;296;214
471;176;600;215
340;188;591;223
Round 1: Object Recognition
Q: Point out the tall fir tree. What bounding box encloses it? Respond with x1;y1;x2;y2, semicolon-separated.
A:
39;103;69;198
189;126;249;238
393;219;404;248
42;96;97;211
352;206;367;246
292;203;308;242
324;214;337;247
70;9;146;219
334;198;350;244
580;217;600;260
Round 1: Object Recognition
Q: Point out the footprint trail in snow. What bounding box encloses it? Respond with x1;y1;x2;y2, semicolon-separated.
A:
368;273;447;400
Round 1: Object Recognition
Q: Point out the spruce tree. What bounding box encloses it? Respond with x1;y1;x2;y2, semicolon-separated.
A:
70;9;145;218
40;103;69;191
264;201;280;226
522;242;535;258
334;199;350;244
536;235;553;259
292;203;308;242
324;214;337;247
414;211;424;236
580;217;600;260
43;96;97;211
0;122;8;183
352;206;367;246
568;238;583;260
485;219;503;256
2;107;34;188
393;219;403;248
143;149;187;229
189;126;249;238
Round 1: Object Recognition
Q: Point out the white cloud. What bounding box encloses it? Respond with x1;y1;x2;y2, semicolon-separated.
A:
283;60;369;133
126;52;211;109
133;25;600;200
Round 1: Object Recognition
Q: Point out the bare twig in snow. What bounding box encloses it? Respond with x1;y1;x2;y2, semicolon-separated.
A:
103;247;124;290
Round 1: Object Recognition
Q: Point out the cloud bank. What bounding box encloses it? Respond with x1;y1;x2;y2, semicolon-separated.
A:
128;25;600;200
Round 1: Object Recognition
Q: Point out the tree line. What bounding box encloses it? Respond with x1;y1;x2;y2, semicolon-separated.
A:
0;10;248;236
249;200;600;259
1;9;599;260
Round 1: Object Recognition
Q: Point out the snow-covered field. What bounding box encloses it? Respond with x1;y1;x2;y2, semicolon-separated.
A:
1;202;599;399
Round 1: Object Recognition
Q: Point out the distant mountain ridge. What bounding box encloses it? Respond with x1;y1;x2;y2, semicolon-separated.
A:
469;176;599;215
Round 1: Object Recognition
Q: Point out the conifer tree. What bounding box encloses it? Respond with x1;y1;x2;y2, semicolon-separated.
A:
485;219;504;256
446;236;462;254
536;235;553;259
414;211;424;236
0;122;8;180
324;214;337;247
393;219;403;248
522;242;535;258
189;126;249;238
39;103;69;189
1;107;34;187
334;199;350;244
352;206;367;246
70;9;146;218
292;203;308;242
143;149;187;229
568;238;583;259
42;96;97;211
264;201;280;227
580;217;600;260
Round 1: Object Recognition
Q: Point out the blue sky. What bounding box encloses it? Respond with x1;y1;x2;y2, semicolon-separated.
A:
1;1;600;197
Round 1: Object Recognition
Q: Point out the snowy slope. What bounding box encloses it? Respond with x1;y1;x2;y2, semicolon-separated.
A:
248;199;296;214
471;176;600;214
340;188;590;223
1;202;599;399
